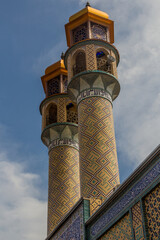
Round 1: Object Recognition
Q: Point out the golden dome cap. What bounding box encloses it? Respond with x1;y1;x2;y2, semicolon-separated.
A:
69;6;109;23
41;59;67;95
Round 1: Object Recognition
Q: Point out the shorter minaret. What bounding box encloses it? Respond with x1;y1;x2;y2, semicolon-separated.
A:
40;57;80;234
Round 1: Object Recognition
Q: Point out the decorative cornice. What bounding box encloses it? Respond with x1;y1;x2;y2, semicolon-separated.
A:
41;122;78;147
77;88;112;105
67;71;120;103
48;138;79;151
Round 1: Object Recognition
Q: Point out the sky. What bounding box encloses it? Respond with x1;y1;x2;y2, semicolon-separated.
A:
0;0;160;239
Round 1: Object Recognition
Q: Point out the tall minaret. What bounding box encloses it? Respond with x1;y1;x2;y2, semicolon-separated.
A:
64;4;120;214
40;57;80;234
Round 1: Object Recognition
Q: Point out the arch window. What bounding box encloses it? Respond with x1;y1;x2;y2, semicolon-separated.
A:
46;104;57;126
66;103;78;124
73;51;86;76
96;51;111;73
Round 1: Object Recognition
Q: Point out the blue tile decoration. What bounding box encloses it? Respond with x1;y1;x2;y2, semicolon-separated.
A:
59;217;81;240
90;160;160;238
49;202;84;240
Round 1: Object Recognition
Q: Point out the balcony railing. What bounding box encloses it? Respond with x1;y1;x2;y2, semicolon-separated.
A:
97;58;111;73
73;65;86;76
46;116;57;126
67;111;78;124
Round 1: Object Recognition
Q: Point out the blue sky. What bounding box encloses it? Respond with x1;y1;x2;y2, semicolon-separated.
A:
1;0;160;239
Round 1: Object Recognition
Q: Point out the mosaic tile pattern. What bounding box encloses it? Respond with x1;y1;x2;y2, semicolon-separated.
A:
78;97;120;201
99;213;132;240
132;202;144;240
49;202;84;240
90;198;103;215
144;184;160;240
48;145;80;234
86;44;97;71
57;98;66;122
90;160;160;238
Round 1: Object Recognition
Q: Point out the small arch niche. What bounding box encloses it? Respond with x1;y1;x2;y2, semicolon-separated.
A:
96;50;111;74
66;103;78;124
73;51;86;76
46;103;57;126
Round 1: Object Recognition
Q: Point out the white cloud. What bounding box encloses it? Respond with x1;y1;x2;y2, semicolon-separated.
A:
33;40;65;76
80;0;160;167
0;151;47;240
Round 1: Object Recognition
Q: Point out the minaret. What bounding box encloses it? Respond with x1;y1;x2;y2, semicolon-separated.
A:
64;4;120;214
40;57;80;234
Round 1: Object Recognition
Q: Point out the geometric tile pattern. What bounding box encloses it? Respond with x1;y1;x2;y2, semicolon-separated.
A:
144;185;160;240
90;197;103;215
86;44;96;70
57;98;66;122
78;96;120;201
48;146;80;234
132;202;144;240
49;202;84;240
99;213;132;240
90;160;160;238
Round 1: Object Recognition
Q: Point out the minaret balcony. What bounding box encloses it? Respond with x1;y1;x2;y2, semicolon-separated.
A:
64;39;120;83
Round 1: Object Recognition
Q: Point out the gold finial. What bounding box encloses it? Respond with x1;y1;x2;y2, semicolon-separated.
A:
86;2;91;7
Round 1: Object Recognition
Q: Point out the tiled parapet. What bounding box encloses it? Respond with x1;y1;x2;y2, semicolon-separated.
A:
85;146;160;240
46;198;89;240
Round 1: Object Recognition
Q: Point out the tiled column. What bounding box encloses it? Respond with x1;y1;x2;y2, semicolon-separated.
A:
78;95;119;201
48;144;80;234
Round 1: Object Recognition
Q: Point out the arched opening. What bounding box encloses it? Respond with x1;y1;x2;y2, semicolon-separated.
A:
46;104;57;126
73;51;86;76
66;103;78;124
96;50;111;73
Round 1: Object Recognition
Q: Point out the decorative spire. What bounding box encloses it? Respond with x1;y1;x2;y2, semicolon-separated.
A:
61;52;65;60
86;2;91;7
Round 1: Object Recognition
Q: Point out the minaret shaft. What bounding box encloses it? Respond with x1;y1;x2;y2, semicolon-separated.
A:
78;96;120;200
48;145;80;234
40;59;80;235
